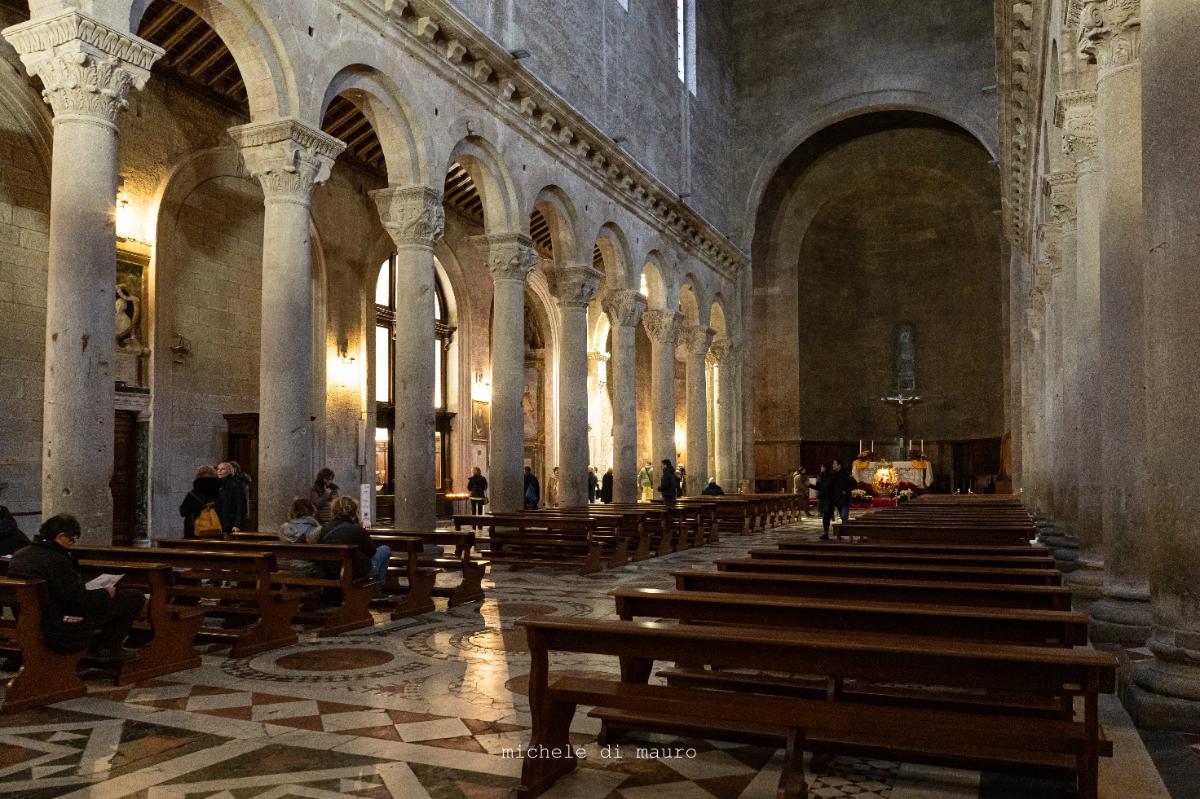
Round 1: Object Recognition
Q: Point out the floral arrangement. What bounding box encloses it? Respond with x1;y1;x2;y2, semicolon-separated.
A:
897;488;915;502
895;481;926;496
850;488;872;506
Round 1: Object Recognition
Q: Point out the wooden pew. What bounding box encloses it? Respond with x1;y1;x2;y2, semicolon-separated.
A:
778;539;1045;557
843;520;1035;546
452;514;608;574
519;618;1115;799
369;529;489;608
749;547;1056;570
531;509;652;560
602;504;680;555
674;570;1073;610
714;557;1063;586
158;539;378;632
73;546;302;657
0;578;87;713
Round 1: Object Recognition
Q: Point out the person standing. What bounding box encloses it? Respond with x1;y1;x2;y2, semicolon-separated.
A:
815;464;834;540
659;459;679;501
587;466;599;503
817;459;855;540
467;467;488;519
600;468;614;503
179;465;221;538
637;462;655;502
0;506;30;556
310;468;339;524
215;462;247;535
676;465;687;496
546;467;561;508
523;466;541;510
8;514;144;661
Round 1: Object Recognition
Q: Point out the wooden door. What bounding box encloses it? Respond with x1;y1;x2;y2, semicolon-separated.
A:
111;410;138;546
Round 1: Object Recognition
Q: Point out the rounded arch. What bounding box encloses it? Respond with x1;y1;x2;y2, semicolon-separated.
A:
529;185;584;266
709;296;729;337
593;221;632;290
742;88;998;245
677;273;708;326
446;135;521;235
132;0;296;120
639;252;669;310
316;64;433;187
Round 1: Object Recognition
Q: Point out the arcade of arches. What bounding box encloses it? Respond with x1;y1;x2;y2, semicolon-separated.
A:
0;0;1197;796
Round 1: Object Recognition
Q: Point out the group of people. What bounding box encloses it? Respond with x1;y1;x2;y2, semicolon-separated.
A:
811;459;857;540
280;493;390;589
178;461;251;537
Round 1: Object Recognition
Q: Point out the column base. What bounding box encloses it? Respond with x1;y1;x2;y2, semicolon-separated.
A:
1122;658;1200;732
1064;557;1105;604
1089;594;1152;648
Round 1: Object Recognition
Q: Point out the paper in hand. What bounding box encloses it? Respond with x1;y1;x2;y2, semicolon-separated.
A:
86;573;124;590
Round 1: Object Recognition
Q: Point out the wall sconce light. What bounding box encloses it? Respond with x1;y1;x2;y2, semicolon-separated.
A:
115;190;149;243
337;339;355;364
472;370;492;403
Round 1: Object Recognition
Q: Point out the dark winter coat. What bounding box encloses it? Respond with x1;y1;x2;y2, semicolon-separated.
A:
179;476;221;538
523;472;541;509
311;480;339;524
216;474;247;532
317;518;375;579
0;517;30;557
599;472;614;503
817;468;856;510
701;482;725;496
467;474;488;500
659;465;679;501
8;538;114;652
587;472;599;502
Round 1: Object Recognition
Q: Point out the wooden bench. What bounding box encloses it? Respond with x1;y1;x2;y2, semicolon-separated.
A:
0;577;87;713
73;546;302;657
750;547;1056;569
541;509;654;559
715;557;1063;586
369;529;489;608
453;514;609;574
843;520;1035;545
158;538;378;633
778;539;1045;557
674;570;1073;610
602;504;679;555
519;618;1115;799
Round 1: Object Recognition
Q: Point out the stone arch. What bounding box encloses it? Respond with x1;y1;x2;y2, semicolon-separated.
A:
529;184;584;266
678;273;708;326
445;135;521;235
594;221;632;290
316;63;433;188
131;0;296;120
639;252;669;309
710;297;729;337
741;87;999;245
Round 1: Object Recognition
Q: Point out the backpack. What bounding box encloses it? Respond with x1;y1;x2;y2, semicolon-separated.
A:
194;504;222;538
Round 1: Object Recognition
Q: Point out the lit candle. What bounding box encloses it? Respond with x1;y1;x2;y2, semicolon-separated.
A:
870;440;874;453
858;439;863;453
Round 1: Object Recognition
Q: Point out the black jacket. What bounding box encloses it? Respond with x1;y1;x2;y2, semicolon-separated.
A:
0;517;30;556
817;469;856;508
180;476;221;538
217;474;247;532
523;473;540;509
9;538;114;650
659;466;678;501
701;482;725;496
318;518;375;579
599;472;613;503
587;472;599;501
467;474;487;500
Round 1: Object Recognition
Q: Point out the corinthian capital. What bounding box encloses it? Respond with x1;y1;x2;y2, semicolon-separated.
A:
229;118;345;202
549;264;602;308
1054;90;1097;169
473;233;538;282
641;309;682;345
2;10;163;124
1078;0;1140;75
680;325;715;357
708;336;734;365
1044;171;1078;226
371;185;444;248
601;289;647;329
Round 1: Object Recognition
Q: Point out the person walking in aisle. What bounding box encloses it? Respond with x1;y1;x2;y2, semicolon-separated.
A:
467;467;488;523
637;462;655;502
523;466;541;510
659;459;679;501
816;460;855;540
600;468;614;503
587;466;599;503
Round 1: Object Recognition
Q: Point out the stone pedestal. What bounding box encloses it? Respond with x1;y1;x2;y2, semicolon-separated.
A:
1123;0;1200;730
641;309;682;468
230;119;344;531
372;185;444;531
552;265;601;507
602;290;645;503
476;234;537;512
681;325;713;488
2;11;162;542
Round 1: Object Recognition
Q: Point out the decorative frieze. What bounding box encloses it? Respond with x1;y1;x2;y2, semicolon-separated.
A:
229;118;346;201
371;185;445;248
601;289;647;329
473;233;538;283
641;309;682;345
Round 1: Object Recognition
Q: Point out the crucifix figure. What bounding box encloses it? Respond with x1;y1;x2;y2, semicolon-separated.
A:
881;323;921;453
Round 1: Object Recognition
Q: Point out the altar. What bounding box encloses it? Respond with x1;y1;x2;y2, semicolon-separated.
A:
853;459;932;488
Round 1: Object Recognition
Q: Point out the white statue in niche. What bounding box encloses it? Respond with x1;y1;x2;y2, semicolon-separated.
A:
115;278;143;351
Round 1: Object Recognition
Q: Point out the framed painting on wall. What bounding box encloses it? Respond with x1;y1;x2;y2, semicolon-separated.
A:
471;400;490;442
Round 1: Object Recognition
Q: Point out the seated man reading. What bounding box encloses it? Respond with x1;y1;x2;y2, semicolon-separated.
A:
8;514;145;662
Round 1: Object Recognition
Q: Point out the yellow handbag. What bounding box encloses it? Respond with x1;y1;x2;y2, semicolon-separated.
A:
194;506;222;538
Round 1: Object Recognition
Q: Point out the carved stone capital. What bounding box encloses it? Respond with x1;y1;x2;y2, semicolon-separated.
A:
473;233;538;282
549;264;602;308
371;185;444;249
708;336;734;365
2;10;163;124
1045;171;1078;226
601;289;647;329
1054;90;1098;169
641;309;682;345
229;118;346;202
680;325;715;358
1078;0;1140;75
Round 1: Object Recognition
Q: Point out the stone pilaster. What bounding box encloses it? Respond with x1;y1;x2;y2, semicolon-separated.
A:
229;118;345;530
1121;0;1200;731
1056;87;1105;600
1;11;162;541
680;324;714;492
474;233;537;512
641;309;682;469
709;336;737;489
602;289;646;502
371;185;445;531
551;264;602;506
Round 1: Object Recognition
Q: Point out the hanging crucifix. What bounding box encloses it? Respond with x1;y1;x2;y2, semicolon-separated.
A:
881;322;921;453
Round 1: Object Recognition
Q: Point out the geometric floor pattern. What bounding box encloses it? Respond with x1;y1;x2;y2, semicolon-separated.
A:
0;516;1185;798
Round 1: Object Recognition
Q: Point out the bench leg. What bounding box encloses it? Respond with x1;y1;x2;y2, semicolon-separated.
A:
777;727;809;799
607;537;630;569
656;530;672;557
447;562;486;608
2;649;86;713
519;696;578;799
579;544;603;576
319;583;375;636
391;569;437;619
634;531;650;561
229;597;302;659
116;611;205;686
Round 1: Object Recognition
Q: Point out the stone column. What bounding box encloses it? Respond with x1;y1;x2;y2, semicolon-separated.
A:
709;336;737;489
602;289;646;502
1021;295;1046;515
587;351;610;469
229;119;345;530
641;310;682;469
1056;88;1105;598
1078;0;1152;645
681;324;714;486
1;12;162;540
1124;0;1200;730
551;264;602;506
371;185;444;531
475;234;537;512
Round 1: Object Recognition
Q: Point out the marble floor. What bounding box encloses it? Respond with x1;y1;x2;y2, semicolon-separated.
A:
0;518;1187;798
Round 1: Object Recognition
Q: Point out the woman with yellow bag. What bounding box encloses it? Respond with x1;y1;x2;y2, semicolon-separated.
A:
179;465;222;538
